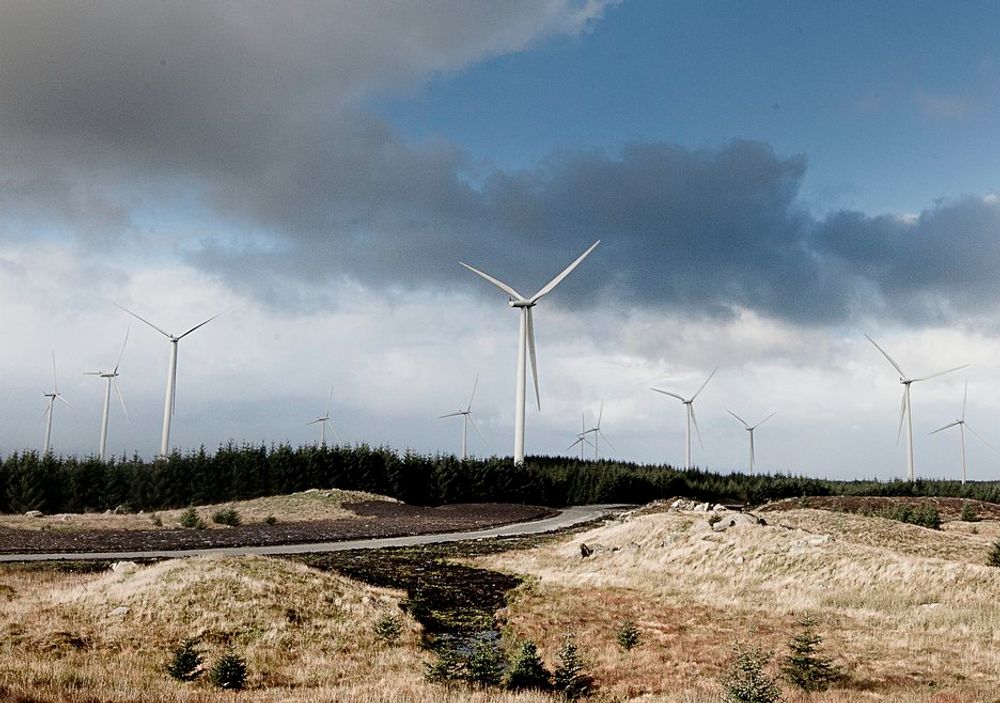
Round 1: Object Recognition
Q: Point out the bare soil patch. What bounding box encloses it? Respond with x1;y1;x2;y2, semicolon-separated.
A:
0;502;555;554
759;494;1000;520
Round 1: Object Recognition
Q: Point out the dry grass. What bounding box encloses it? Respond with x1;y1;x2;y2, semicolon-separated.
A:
0;488;392;532
481;508;1000;702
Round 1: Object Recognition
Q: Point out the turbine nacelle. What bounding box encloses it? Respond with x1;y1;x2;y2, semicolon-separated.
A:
508;300;536;308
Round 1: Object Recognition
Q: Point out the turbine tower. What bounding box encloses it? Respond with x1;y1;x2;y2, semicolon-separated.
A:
727;410;775;475
116;304;220;457
866;335;967;481
84;330;130;461
42;352;70;455
929;381;991;485
308;385;340;448
650;367;717;470
438;373;487;460
460;240;600;464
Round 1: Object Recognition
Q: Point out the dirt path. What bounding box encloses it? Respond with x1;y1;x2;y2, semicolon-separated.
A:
0;504;625;562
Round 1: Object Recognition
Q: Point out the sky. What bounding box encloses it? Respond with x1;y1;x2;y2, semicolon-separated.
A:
2;0;1000;480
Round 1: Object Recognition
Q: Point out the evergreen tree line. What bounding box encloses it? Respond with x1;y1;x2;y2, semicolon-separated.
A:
1;443;998;515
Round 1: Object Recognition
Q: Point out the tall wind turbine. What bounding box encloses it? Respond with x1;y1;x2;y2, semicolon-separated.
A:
439;373;488;460
84;330;130;461
461;240;600;464
929;381;992;485
116;304;221;457
567;413;593;460
727;410;775;475
581;401;614;460
650;367;717;470
42;352;70;455
866;335;967;481
308;385;340;448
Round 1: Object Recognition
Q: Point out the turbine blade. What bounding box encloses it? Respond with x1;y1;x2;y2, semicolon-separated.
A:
113;328;129;374
438;412;464;419
466;373;479;413
177;313;221;340
82;371;102;376
55;393;71;408
51;351;58;393
468;415;488;445
598;428;615;452
753;412;777;429
459;262;525;301
691;367;718;401
962;380;968;421
326;420;341;444
929;421;961;435
113;378;130;423
896;390;907;445
306;418;325;425
911;364;969;383
727;409;749;428
566;436;586;451
526;307;540;411
690;405;704;449
597;400;604;429
529;240;600;303
964;424;995;450
865;335;907;377
326;384;335;417
650;388;686;402
115;303;172;338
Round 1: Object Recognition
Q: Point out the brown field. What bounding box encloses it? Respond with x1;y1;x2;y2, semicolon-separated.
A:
1;497;998;701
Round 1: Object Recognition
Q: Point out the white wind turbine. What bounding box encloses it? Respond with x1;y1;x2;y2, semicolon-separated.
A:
438;373;488;460
650;367;717;470
84;330;130;461
115;304;221;457
580;401;614;460
461;240;600;464
866;335;967;481
308;385;340;448
567;413;594;460
42;352;71;455
929;381;992;485
727;410;776;475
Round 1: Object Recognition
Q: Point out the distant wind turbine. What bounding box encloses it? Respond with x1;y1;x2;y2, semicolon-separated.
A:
727;410;776;475
650;367;717;470
42;352;70;455
460;240;600;464
308;385;340;448
84;330;130;461
581;401;614;460
116;304;221;457
438;373;488;460
567;412;593;460
866;335;967;481
929;381;992;485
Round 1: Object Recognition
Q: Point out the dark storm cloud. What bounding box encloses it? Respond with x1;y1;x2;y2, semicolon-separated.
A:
2;1;999;326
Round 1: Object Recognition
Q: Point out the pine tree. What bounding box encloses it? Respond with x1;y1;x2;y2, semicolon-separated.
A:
781;617;843;691
505;640;551;691
720;643;783;703
554;635;592;700
987;539;1000;567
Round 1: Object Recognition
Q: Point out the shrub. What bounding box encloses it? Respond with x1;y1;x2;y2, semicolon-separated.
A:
374;614;402;646
505;640;551;691
178;507;206;530
264;515;278;525
870;505;941;530
165;638;203;682
987;539;1000;567
209;651;247;690
781;617;843;692
425;643;466;683
720;643;783;703
211;507;241;526
467;637;507;687
616;619;641;651
554;635;592;700
960;503;980;522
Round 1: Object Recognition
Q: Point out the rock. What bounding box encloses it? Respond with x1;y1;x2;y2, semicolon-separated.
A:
109;561;138;574
807;534;831;546
580;543;594;558
304;488;320;494
60;515;72;522
112;505;128;515
693;502;710;512
108;606;129;618
103;509;112;515
712;504;728;512
24;510;43;518
711;513;762;532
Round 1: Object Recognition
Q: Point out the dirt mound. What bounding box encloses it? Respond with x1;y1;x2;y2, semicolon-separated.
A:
759;495;1000;520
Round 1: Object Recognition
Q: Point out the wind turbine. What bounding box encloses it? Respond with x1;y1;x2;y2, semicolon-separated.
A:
650;367;717;470
727;410;775;475
929;381;992;485
308;385;340;448
866;335;967;481
460;240;600;464
42;352;70;455
84;330;130;461
115;304;221;457
567;413;593;460
581;401;614;460
438;373;488;460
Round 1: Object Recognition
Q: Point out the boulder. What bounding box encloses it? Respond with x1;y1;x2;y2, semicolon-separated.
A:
109;561;138;574
693;502;710;512
108;606;129;618
24;510;43;518
580;543;594;558
710;513;763;532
